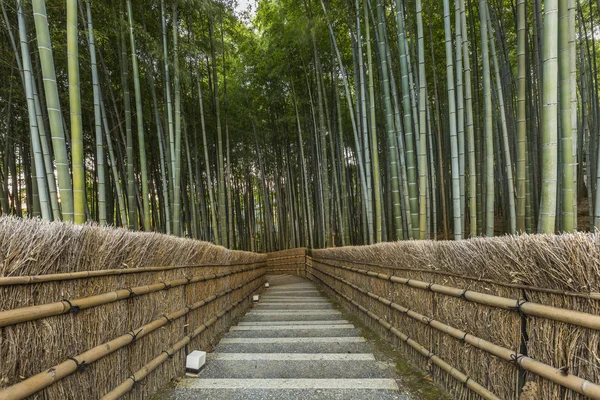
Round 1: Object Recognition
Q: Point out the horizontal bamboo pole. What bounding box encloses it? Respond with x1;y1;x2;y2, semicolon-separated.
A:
0;264;264;327
314;256;600;300
101;294;254;399
0;260;265;286
267;261;306;267
313;259;600;331
312;266;600;399
310;269;499;400
0;274;265;400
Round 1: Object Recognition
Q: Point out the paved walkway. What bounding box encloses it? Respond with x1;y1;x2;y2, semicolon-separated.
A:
167;275;407;399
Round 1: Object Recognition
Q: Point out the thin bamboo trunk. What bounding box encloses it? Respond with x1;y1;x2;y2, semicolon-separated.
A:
444;0;462;239
540;0;558;233
32;0;73;222
67;0;85;224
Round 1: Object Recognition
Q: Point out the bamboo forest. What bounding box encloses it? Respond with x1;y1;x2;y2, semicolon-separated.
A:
0;0;595;251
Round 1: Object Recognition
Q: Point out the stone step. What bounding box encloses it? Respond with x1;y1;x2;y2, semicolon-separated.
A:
223;328;363;338
241;313;348;322
213;340;375;354
230;324;354;331
237;320;350;326
194;361;398;379
167;388;406;400
180;378;399;390
208;353;376;361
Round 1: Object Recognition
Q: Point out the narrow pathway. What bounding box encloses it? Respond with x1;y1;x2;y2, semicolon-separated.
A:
168;275;407;399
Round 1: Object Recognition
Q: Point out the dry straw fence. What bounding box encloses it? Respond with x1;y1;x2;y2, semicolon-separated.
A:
2;217;600;400
305;234;600;400
0;217;266;399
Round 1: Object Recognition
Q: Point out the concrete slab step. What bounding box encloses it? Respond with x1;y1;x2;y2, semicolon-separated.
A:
223;328;363;338
167;388;407;400
237;320;351;326
194;361;398;379
241;313;348;322
252;304;335;310
207;353;376;361
213;341;375;354
246;310;342;316
230;324;354;331
179;378;399;390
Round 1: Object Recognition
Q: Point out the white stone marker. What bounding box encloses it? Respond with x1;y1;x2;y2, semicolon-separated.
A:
186;350;206;374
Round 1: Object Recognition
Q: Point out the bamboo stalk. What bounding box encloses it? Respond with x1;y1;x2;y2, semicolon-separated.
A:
0;265;264;327
312;259;600;329
0;277;264;400
312;267;600;399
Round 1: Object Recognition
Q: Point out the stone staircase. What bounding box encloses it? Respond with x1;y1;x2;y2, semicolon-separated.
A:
166;275;407;399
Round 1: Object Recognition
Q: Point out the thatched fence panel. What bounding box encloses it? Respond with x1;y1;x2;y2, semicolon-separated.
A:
310;233;600;400
0;218;266;399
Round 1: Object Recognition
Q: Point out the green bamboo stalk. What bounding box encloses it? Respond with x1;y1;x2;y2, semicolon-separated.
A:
459;0;476;236
486;5;516;234
355;0;374;244
569;0;577;229
197;67;219;244
363;0;381;243
444;0;462;239
67;0;85;224
118;1;135;229
480;0;494;237
209;17;226;246
395;0;420;239
376;0;402;239
172;4;182;236
415;0;428;239
32;0;73;222
148;67;171;234
559;0;574;232
540;0;558;233
292;83;315;248
84;0;106;226
126;0;150;231
516;0;527;232
99;92;128;226
161;0;175;191
17;0;50;220
454;0;466;231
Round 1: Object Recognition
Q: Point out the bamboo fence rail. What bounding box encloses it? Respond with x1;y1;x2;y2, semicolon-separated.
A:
315;256;600;300
312;259;600;331
0;264;263;327
0;261;264;286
